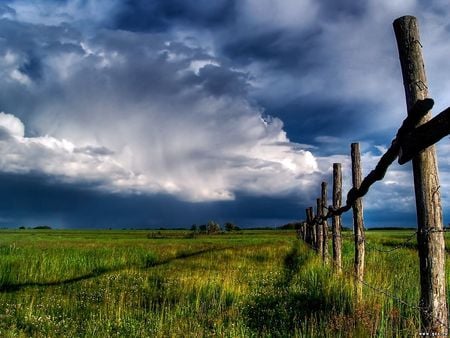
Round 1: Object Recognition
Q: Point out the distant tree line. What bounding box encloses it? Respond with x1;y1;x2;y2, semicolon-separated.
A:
277;222;301;230
190;221;240;234
19;225;52;230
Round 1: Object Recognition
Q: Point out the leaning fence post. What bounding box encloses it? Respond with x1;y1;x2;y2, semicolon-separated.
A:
316;198;324;256
332;163;343;273
394;15;448;333
321;182;329;263
351;143;365;302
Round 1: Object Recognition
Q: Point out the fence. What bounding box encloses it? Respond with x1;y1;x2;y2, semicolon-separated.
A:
297;16;450;334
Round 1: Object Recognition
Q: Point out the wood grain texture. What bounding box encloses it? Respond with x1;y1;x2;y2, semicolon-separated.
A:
351;143;365;302
394;15;448;333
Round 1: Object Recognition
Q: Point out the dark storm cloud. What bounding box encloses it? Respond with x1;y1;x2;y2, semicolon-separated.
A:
112;1;323;70
221;28;322;70
117;0;408;153
113;0;237;32
0;0;449;228
0;6;320;206
318;0;366;18
18;53;43;81
0;18;83;123
0;4;15;17
196;64;250;97
0;172;304;228
258;98;380;149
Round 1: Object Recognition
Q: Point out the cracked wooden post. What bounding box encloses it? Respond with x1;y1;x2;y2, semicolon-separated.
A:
332;163;343;273
351;143;365;302
394;16;448;333
316;198;323;256
321;181;329;263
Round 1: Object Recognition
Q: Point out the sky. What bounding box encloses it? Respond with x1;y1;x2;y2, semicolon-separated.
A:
0;0;449;228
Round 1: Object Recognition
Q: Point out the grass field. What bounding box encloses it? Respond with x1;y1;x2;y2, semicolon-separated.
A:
0;228;449;337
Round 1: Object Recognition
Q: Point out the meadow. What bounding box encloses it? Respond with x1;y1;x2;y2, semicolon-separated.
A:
0;228;449;337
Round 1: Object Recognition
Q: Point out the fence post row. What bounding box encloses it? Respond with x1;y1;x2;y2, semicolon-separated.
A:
296;16;449;333
332;163;342;274
393;15;448;333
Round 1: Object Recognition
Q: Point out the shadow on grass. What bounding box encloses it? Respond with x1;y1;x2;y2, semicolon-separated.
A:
280;243;309;285
0;246;229;292
243;243;353;336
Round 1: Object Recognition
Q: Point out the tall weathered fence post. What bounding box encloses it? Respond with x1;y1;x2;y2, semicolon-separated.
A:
316;198;324;256
321;182;329;263
394;16;448;333
332;163;343;273
351;143;365;302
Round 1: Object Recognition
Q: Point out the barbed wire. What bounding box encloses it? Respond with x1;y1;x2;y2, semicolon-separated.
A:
338;232;355;240
365;231;418;253
297;238;450;332
292;98;433;227
341;260;449;332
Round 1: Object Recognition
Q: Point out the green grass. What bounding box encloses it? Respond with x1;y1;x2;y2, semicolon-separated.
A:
0;229;448;337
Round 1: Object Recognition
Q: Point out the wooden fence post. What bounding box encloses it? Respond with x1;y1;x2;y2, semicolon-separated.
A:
321;182;329;263
394;16;448;333
351;143;365;302
310;207;316;248
316;198;323;256
305;209;311;244
308;207;315;247
301;221;306;241
332;163;343;273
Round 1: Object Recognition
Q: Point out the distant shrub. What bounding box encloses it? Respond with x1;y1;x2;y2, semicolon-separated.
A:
146;231;167;239
224;222;240;232
33;225;52;230
207;221;221;234
194;221;223;235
